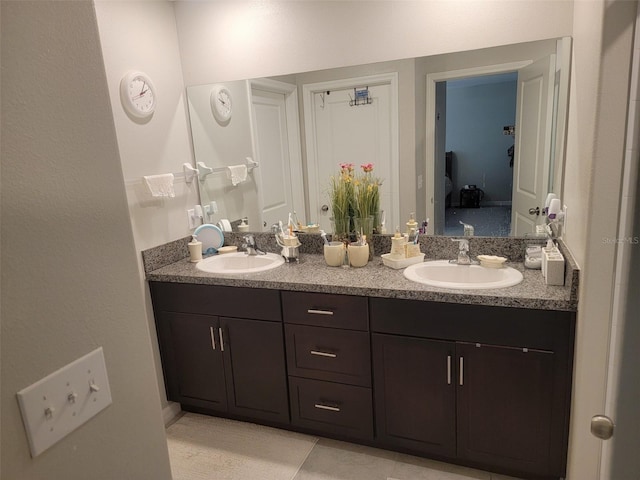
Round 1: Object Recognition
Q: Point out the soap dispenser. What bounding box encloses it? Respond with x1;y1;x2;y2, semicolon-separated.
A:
238;217;249;233
391;226;407;258
406;212;418;235
188;235;203;263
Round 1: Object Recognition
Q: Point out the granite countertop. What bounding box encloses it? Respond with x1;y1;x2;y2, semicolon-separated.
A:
146;253;578;312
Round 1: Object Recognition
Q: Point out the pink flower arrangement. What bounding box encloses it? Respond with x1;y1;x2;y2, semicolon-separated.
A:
354;163;381;219
340;163;355;171
329;162;382;236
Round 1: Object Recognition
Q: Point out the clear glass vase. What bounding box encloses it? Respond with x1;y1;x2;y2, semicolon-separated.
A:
330;215;351;244
353;215;374;260
373;210;384;234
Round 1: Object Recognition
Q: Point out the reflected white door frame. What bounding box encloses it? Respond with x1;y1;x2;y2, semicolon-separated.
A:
425;61;531;235
248;78;305;231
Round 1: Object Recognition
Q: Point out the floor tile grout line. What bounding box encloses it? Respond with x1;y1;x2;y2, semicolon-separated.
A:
289;436;320;480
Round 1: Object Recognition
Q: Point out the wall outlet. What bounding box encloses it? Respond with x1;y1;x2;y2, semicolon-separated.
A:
16;347;112;457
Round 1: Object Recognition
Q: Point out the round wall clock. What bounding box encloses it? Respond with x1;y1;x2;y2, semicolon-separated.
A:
120;71;157;119
210;85;233;123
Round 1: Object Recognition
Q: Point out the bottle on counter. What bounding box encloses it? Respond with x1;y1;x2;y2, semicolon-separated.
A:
188;235;203;262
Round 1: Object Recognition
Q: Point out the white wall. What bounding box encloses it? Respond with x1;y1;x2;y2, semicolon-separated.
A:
0;2;171;479
94;0;196;410
187;80;260;225
174;1;573;86
94;1;196;252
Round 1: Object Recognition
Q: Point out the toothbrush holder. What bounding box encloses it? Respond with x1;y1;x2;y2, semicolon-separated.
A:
348;243;369;268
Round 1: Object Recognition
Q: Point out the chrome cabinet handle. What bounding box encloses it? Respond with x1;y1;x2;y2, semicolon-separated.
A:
314;403;340;412
307;309;334;316
310;350;337;358
209;327;216;351
459;357;464;386
447;355;452;385
219;328;225;352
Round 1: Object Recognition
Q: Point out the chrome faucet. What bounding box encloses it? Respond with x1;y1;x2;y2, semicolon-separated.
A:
451;238;471;265
242;234;266;256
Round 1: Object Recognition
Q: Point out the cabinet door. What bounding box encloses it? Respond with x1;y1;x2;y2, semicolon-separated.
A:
372;334;456;457
158;312;227;411
221;317;289;424
456;342;558;477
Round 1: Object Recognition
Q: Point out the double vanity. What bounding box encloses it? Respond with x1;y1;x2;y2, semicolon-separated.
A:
145;234;578;480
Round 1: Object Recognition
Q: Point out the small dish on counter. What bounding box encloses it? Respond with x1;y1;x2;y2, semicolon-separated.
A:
381;253;425;269
476;255;508;269
298;224;320;233
217;246;238;254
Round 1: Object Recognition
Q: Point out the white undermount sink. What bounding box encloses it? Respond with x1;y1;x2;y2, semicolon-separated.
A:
403;260;524;290
196;252;284;275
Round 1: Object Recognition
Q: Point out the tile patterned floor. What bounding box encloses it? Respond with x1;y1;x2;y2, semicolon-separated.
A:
292;437;523;480
167;414;523;480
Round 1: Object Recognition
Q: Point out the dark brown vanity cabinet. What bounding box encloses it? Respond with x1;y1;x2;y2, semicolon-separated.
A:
282;291;374;441
149;279;576;479
372;334;457;458
455;341;557;475
150;282;289;425
371;298;575;479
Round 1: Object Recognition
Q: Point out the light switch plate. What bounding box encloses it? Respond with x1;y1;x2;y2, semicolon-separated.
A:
17;347;112;457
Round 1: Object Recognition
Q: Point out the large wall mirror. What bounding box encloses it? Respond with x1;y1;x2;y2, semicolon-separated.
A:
186;37;571;237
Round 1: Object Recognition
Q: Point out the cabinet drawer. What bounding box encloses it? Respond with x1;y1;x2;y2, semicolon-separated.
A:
282;291;368;330
289;377;373;440
285;325;371;387
150;282;281;321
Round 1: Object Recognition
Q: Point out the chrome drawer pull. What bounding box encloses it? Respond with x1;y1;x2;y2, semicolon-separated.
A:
314;403;340;412
209;327;216;351
310;350;337;358
447;355;452;385
219;328;225;352
459;357;464;386
307;309;334;316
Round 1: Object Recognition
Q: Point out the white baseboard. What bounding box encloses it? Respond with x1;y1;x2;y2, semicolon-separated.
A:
163;402;182;426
